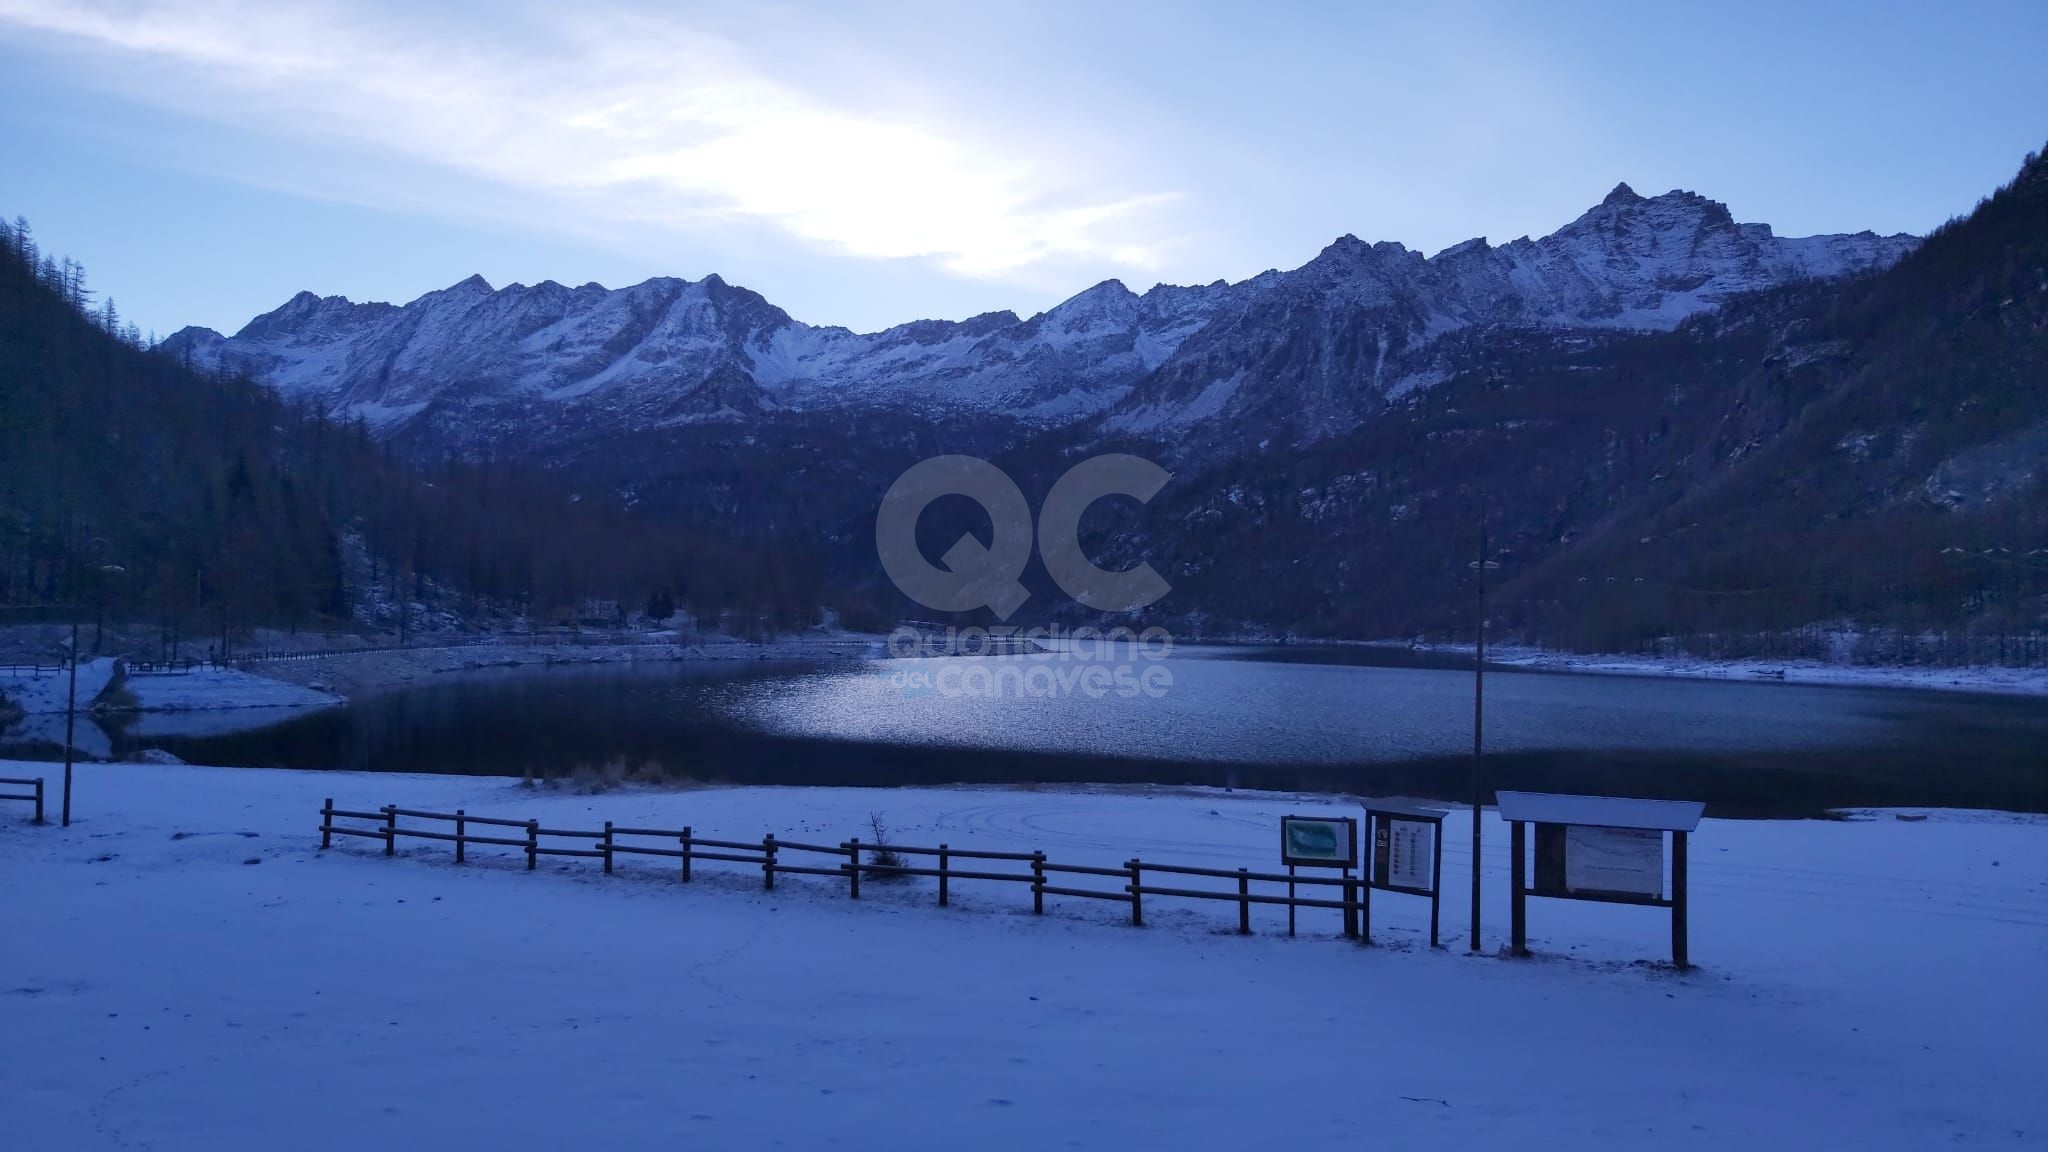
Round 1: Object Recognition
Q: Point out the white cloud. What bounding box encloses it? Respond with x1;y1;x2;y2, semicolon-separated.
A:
0;0;1173;278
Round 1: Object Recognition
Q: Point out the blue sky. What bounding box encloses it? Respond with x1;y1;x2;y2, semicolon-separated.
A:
1;0;2043;340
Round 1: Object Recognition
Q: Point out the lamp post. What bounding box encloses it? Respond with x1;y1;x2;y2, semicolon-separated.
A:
1467;497;1500;952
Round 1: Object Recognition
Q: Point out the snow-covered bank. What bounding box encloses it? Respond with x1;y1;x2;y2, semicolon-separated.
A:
0;663;340;749
251;636;876;698
2;761;2042;1149
114;666;342;711
0;657;115;713
1374;641;2048;696
0;661;338;715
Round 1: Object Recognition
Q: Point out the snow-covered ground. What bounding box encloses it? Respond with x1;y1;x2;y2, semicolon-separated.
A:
1379;641;2048;697
0;661;337;717
0;657;116;714
1;664;340;751
113;667;342;712
3;761;2042;1149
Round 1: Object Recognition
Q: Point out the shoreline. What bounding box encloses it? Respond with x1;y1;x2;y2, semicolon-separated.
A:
247;635;878;699
230;632;2048;702
1358;640;2048;697
11;632;2043;734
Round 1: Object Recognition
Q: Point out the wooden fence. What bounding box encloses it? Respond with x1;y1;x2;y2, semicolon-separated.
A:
320;801;1376;939
0;776;45;824
124;659;229;676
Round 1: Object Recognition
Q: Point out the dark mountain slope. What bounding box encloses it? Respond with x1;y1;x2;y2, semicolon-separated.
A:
0;221;821;643
1071;148;2047;654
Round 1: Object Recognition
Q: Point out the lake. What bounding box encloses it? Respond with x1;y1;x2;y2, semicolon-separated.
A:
42;644;2046;816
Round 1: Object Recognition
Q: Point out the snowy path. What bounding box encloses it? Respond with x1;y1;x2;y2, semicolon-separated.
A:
2;762;2043;1149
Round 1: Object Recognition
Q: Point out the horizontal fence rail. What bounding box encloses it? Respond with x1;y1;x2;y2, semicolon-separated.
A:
0;776;46;823
319;801;1374;940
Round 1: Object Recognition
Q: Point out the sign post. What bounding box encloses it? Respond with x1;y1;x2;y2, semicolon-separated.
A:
1279;815;1359;938
1497;791;1704;968
1360;801;1448;947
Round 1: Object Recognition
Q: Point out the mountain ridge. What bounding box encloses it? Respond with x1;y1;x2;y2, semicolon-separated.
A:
162;185;1917;453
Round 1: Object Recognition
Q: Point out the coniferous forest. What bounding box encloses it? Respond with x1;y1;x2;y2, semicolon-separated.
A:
0;217;821;644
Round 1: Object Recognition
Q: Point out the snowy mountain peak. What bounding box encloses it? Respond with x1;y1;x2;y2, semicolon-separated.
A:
163;183;1920;451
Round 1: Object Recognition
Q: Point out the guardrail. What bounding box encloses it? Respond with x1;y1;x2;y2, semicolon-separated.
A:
319;801;1370;939
0;776;45;823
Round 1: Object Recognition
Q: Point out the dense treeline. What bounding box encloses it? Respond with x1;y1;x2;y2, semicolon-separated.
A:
0;218;819;644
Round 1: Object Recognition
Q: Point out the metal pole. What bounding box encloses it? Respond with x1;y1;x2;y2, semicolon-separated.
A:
62;617;78;827
1470;496;1487;952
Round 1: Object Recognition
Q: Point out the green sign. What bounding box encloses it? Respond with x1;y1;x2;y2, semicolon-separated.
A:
1281;815;1356;867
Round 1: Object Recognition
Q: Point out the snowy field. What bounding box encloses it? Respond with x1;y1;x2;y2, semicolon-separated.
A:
2;760;2043;1149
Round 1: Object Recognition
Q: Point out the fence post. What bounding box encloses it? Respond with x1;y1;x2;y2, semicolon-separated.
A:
455;810;466;864
32;778;43;825
847;838;861;899
938;844;950;908
382;805;397;856
1128;859;1143;927
681;826;693;882
1362;865;1374;945
1287;864;1296;937
1031;851;1045;914
1342;867;1358;939
525;819;539;870
763;834;777;890
603;822;615;875
320;798;332;849
1237;868;1251;935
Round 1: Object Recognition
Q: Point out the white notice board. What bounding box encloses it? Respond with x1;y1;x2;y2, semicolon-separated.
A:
1377;818;1434;891
1564;826;1663;897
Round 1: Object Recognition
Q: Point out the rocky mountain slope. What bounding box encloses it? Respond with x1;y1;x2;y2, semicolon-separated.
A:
163;186;1914;454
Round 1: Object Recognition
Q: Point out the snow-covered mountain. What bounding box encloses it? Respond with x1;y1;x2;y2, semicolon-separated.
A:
162;186;1915;451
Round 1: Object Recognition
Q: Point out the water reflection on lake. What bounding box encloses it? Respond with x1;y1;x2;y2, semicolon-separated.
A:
10;645;2044;816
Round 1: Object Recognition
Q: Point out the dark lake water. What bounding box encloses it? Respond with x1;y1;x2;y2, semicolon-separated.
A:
44;644;2048;817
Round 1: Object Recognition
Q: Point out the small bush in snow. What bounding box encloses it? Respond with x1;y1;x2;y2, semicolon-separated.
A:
864;811;908;879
